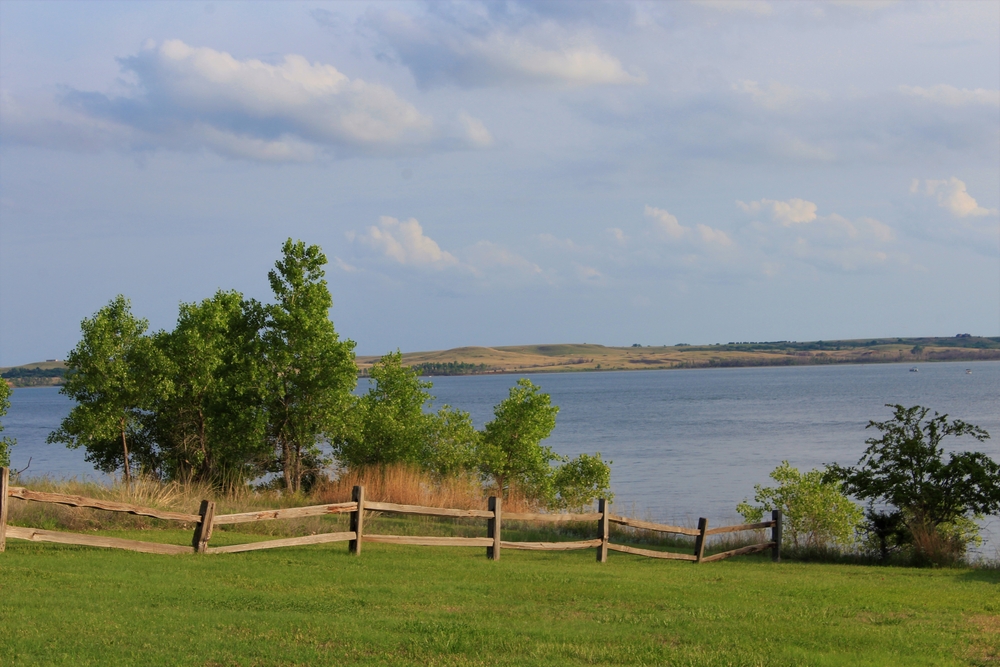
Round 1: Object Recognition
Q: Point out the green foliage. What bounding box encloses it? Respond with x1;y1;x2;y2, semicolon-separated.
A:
146;290;270;487
737;461;863;549
335;351;478;477
412;361;490;376
1;367;65;379
261;239;358;493
477;378;560;500
827;404;997;560
47;296;171;482
0;381;14;467
552;452;613;510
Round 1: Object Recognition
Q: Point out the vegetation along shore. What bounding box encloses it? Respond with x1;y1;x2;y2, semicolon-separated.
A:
6;335;999;386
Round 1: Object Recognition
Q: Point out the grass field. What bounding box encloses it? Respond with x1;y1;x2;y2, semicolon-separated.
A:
2;532;998;666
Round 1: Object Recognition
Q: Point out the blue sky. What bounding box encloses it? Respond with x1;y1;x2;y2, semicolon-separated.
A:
1;0;998;366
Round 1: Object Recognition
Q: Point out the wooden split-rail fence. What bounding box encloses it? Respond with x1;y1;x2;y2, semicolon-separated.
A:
0;468;782;563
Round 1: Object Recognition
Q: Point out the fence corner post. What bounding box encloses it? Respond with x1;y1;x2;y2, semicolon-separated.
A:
596;498;609;563
192;499;216;553
771;509;782;562
0;467;9;553
694;517;709;563
350;485;365;555
487;496;501;561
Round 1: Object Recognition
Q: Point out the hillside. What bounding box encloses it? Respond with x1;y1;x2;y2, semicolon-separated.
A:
6;336;999;385
357;336;1000;375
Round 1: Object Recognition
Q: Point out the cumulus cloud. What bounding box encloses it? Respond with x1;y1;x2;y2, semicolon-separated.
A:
361;8;643;88
463;241;545;278
737;198;897;272
351;216;459;269
607;227;628;244
911;177;998;217
644;206;733;246
737;198;818;226
2;40;445;160
899;85;1000;107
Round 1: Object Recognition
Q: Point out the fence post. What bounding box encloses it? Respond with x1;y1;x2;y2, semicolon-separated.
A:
192;499;216;553
487;496;501;561
771;509;782;562
694;517;708;563
0;467;8;553
350;485;365;555
596;498;609;563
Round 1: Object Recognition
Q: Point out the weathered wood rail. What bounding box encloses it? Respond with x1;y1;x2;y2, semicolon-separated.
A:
0;467;782;563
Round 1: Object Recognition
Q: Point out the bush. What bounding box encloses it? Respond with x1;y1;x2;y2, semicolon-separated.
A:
737;461;863;550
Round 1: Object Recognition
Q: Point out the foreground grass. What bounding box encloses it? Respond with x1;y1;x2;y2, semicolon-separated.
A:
2;534;998;666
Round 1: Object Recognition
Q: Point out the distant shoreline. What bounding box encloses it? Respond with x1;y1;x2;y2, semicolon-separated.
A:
6;336;999;385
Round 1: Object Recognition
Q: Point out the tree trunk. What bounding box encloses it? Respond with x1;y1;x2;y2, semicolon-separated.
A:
120;416;131;488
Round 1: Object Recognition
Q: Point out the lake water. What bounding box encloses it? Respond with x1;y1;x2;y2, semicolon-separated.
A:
5;360;999;552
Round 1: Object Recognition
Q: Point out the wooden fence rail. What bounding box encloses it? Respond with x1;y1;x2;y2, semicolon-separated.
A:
0;468;783;564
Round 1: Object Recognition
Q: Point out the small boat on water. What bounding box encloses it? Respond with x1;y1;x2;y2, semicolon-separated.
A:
910;367;919;372
966;369;972;374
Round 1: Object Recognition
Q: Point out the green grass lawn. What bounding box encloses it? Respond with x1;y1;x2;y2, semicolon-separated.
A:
1;532;998;666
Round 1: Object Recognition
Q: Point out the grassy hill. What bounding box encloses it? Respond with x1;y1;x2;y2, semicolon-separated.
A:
358;336;1000;376
1;360;67;387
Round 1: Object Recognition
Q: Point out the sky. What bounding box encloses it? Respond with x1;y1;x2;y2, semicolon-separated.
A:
1;0;998;366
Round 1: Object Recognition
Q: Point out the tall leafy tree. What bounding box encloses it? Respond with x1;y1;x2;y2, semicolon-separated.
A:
0;381;15;468
262;239;357;493
148;290;269;486
48;296;169;483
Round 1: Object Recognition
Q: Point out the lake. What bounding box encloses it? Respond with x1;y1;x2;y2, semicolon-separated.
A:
5;360;999;551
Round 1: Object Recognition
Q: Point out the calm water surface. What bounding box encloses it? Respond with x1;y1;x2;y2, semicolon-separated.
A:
6;360;999;549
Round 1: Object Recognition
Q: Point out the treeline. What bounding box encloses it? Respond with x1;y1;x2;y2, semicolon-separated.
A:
412;362;492;376
1;367;66;379
41;239;611;509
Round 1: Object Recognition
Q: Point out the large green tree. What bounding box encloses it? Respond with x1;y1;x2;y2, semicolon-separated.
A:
262;239;357;493
147;290;269;486
0;381;15;468
48;296;170;483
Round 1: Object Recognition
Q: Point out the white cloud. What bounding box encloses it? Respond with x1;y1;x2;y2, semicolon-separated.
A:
914;177;998;217
363;10;644;88
607;227;628;244
353;216;459;269
899;85;1000;107
644;206;732;247
457;111;494;148
333;257;359;273
2;40;437;161
737;198;818;226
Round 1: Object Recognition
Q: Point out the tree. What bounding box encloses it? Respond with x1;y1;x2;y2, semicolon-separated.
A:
737;461;863;549
0;381;15;468
147;290;269;486
827;404;999;560
47;296;170;483
552;453;613;511
261;239;357;493
334;351;477;475
476;379;560;500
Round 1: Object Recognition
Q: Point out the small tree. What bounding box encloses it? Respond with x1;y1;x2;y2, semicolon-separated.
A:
552;453;613;510
0;381;15;468
827;404;998;562
738;461;863;550
335;351;477;475
477;379;560;500
48;296;170;484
